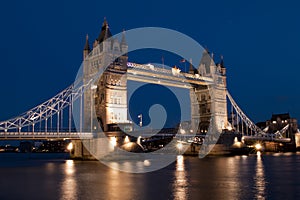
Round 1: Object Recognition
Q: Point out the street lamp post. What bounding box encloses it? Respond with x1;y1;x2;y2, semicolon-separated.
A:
90;85;97;132
138;114;143;127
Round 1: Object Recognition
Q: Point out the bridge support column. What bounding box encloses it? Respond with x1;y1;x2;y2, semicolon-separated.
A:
70;138;115;160
295;133;300;149
190;84;227;133
70;140;96;160
190;51;228;133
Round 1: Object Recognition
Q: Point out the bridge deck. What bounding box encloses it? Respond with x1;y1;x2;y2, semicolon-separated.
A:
0;132;93;140
243;135;291;143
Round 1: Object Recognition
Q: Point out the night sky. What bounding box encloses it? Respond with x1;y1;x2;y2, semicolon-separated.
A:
0;0;299;123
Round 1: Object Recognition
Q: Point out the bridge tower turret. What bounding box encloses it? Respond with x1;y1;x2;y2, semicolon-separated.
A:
190;50;228;134
83;34;90;60
83;19;131;132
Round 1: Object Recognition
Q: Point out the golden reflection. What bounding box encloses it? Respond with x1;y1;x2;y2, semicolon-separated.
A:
122;161;133;172
65;160;75;175
254;153;266;199
173;155;188;200
45;162;55;174
60;160;78;200
221;157;241;199
106;165;134;199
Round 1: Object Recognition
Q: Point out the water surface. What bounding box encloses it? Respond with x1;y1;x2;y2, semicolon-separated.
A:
0;153;300;199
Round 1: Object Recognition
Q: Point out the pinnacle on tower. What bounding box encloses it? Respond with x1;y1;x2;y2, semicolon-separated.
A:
83;34;91;60
189;58;195;74
220;55;225;68
97;18;112;43
84;34;90;51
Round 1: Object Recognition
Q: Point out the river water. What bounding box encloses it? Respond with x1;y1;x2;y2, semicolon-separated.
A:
0;153;300;200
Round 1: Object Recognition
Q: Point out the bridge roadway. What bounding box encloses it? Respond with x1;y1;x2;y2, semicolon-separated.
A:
243;135;291;143
0;132;93;140
0;130;291;145
0;132;185;140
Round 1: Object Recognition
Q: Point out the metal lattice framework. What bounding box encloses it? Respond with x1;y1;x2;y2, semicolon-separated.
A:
226;91;265;136
0;80;87;133
227;91;291;142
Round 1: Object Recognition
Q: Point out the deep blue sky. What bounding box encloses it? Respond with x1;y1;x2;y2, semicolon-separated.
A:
0;0;299;123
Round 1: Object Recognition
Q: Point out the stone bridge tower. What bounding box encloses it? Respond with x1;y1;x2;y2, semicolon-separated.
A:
83;19;131;132
190;50;228;134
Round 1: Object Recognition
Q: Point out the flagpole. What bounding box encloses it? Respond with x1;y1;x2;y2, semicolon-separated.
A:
180;58;186;72
138;114;143;127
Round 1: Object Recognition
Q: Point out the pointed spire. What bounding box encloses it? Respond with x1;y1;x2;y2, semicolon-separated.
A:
97;17;112;43
84;34;90;51
103;17;108;27
189;58;194;74
220;55;224;68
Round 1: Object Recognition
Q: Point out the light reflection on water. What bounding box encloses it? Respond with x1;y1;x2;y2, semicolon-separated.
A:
60;160;78;200
173;155;188;200
254;152;266;200
223;156;242;199
103;162;136;200
107;164;126;200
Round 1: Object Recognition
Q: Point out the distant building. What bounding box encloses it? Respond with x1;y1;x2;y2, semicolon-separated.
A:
257;113;298;139
38;140;68;152
19;141;32;152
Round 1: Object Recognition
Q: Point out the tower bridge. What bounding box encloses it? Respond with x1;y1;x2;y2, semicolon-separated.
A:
0;19;296;157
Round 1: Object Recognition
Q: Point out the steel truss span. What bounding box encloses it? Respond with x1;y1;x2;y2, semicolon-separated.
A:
227;91;291;142
0;81;86;134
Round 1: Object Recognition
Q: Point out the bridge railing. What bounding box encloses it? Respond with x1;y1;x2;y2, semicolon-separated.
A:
0;131;93;139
